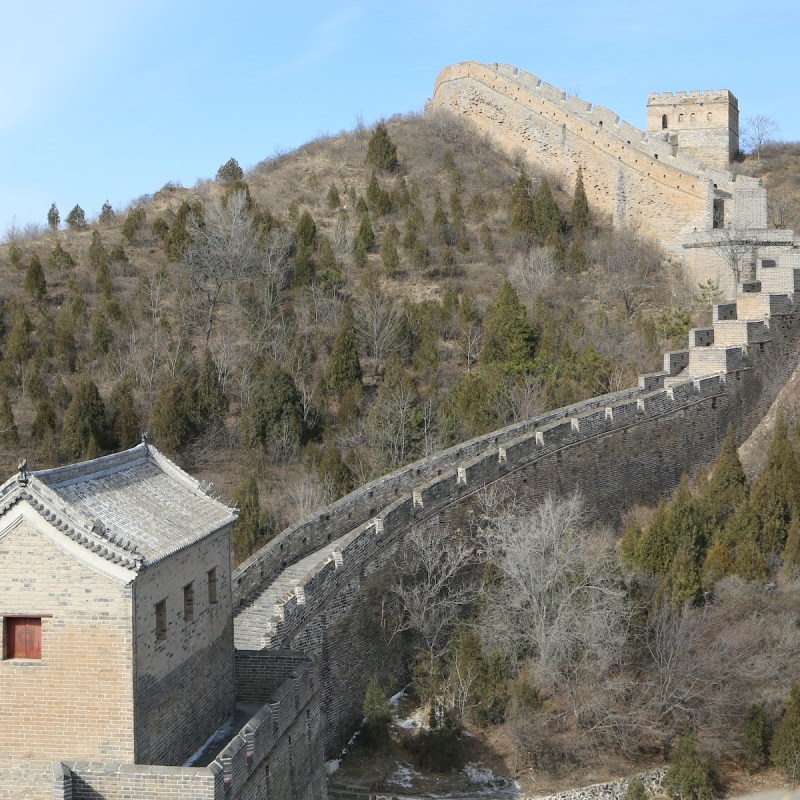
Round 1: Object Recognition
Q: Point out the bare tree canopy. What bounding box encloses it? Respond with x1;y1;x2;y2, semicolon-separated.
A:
183;190;261;347
741;115;780;161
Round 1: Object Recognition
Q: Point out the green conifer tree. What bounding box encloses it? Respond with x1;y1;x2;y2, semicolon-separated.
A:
664;734;715;800
360;677;392;751
771;680;800;782
8;243;23;269
354;213;375;253
742;703;769;773
53;309;78;372
316;444;354;499
750;415;800;555
60;375;109;460
734;537;768;582
783;518;800;576
24;255;46;301
121;206;146;243
665;542;702;606
47;202;60;230
326;183;341;210
47;242;76;270
65;204;87;230
570;167;590;234
532;178;564;247
232;474;263;562
508;168;535;241
197;350;227;430
99;200;115;225
325;305;363;398
108;382;140;450
480;281;535;374
365;123;399;171
90;305;114;358
380;223;401;276
216;157;244;184
704;425;749;526
32;398;57;442
149;374;199;455
165;200;201;261
701;539;734;590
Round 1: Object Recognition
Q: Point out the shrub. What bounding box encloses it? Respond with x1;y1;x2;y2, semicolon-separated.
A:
625;780;648;800
121;206;147;243
216;157;244;184
365;122;399;171
359;678;391;752
771;680;800;783
664;734;716;800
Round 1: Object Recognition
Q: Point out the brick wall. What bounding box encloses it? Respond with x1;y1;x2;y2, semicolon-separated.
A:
0;513;135;800
133;527;235;766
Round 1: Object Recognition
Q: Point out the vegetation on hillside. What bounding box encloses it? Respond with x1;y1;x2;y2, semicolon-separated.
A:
0;111;700;563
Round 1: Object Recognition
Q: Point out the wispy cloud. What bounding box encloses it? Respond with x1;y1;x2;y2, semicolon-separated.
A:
263;5;362;80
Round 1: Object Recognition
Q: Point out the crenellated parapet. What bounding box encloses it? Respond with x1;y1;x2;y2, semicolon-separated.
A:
233;258;800;758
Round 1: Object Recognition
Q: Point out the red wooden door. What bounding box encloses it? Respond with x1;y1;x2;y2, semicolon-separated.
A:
6;617;41;659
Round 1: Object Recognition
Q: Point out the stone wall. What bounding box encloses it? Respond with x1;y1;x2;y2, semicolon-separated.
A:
234;269;800;758
53;653;326;800
133;526;235;766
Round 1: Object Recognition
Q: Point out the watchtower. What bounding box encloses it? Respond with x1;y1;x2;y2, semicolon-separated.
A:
647;89;739;168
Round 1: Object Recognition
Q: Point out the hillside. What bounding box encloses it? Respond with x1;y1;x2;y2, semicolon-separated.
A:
0;110;699;561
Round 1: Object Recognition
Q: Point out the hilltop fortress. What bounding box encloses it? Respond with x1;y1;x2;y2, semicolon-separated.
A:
428;62;798;296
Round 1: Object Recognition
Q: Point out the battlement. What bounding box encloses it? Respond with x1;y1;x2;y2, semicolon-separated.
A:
648;89;737;107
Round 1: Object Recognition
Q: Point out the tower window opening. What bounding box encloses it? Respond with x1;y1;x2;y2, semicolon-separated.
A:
661;114;668;130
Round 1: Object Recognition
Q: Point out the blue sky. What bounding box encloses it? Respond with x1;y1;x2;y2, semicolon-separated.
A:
1;0;796;236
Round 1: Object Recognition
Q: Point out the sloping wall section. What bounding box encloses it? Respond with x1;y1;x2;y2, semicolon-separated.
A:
234;260;800;757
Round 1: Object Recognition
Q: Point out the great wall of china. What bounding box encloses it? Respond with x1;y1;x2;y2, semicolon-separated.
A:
30;64;800;799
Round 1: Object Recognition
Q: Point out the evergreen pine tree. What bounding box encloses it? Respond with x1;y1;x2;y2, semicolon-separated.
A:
24;255;46;301
704;424;749;526
354;213;375;253
60;375;109;460
360;677;392;751
325;305;363;398
664;734;715;800
47;202;60;231
121;206;146;243
99;200;115;225
570;167;590;234
216;157;244;184
734;537;767;582
742;703;769;773
750;415;800;555
149;374;199;455
480;281;535;374
783;518;800;576
701;539;734;590
326;183;341;210
65;204;87;230
365;123;399;171
197;350;227;430
665;541;702;606
232;474;263;562
380;223;401;276
532;178;564;247
108;382;140;450
721;498;760;551
90;305;114;357
771;680;800;782
47;242;76;270
0;388;18;445
508;168;535;240
316;444;355;499
32;398;57;442
8;243;23;269
165;200;201;261
53;309;78;372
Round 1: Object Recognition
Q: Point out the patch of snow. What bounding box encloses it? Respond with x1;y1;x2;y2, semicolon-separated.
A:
393;705;427;730
389;684;410;706
387;762;421;789
324;759;339;776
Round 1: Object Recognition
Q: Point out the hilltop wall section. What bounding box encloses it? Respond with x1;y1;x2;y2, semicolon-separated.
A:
233;263;800;758
427;62;775;292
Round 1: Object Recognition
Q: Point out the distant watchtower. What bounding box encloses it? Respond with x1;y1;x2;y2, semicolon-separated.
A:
647;90;739;169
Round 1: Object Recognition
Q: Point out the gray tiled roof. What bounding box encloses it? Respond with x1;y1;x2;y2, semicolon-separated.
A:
0;443;236;570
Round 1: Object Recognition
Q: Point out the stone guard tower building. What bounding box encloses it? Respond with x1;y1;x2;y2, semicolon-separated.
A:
646;89;739;170
0;442;237;797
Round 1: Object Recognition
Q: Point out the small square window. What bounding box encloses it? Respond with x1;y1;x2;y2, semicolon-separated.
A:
183;583;194;622
207;568;218;604
155;600;167;641
4;617;42;659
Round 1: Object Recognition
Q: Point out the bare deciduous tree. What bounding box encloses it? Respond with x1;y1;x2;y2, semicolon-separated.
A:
509;245;558;313
354;287;404;374
391;525;478;674
741;114;780;161
183;190;260;347
480;493;629;688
